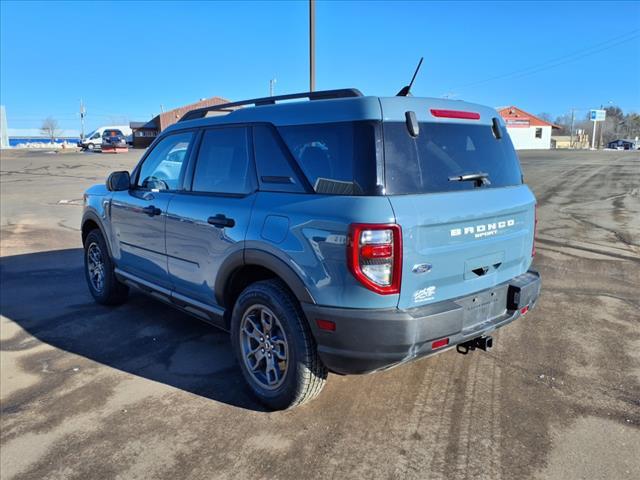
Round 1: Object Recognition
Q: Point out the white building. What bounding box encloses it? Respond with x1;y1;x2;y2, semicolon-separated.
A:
496;106;559;150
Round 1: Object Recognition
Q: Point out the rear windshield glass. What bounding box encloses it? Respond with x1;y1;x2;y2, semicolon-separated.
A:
278;122;380;195
383;122;522;195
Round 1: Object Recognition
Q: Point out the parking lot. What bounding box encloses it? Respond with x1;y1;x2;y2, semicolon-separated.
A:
1;148;639;479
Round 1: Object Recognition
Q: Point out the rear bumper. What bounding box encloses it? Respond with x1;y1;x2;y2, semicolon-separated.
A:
303;270;541;375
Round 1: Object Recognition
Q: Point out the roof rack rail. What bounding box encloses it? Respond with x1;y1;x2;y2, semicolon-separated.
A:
179;88;363;122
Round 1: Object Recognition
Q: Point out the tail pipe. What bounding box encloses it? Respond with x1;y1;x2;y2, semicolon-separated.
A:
456;335;493;355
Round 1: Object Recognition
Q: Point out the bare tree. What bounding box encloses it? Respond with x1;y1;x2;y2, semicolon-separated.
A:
537;112;553;123
41;117;61;143
554;113;573;135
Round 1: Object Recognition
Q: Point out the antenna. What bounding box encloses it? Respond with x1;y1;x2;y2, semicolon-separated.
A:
396;57;424;96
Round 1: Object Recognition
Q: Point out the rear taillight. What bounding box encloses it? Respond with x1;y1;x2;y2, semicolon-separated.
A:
532;205;538;257
348;223;402;295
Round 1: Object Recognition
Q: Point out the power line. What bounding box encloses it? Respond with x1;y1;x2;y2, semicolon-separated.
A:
505;34;640;82
448;28;640;91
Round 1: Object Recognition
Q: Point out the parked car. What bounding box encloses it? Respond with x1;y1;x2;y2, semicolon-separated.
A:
79;125;132;151
100;129;129;154
81;89;541;409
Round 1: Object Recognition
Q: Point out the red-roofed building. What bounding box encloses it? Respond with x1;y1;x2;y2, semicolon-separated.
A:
496;106;560;150
131;96;230;148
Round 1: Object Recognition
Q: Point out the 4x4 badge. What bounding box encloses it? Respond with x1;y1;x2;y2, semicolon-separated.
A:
414;286;436;303
412;263;432;274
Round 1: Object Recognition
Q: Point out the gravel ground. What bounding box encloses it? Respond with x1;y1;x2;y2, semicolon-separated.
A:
1;147;639;480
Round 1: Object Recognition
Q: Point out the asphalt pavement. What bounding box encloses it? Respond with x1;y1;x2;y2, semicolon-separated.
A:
1;148;639;480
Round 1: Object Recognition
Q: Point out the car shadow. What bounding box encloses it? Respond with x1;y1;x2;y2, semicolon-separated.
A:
0;248;267;412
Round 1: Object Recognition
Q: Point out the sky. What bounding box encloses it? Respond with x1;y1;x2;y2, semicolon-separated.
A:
1;0;639;134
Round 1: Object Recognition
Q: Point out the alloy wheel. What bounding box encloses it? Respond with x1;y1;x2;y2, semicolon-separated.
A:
240;304;289;390
87;242;105;293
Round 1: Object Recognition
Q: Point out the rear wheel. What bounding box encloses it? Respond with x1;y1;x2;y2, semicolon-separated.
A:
84;229;128;305
231;280;327;410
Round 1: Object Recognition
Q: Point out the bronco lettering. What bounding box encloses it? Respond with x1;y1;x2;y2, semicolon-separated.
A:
450;219;515;238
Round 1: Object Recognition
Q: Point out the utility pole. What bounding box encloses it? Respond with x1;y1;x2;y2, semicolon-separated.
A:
269;78;277;96
598;103;603;149
569;109;575;148
309;0;315;92
79;99;86;141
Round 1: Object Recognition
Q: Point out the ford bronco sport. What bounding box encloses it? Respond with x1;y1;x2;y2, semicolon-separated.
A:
82;89;541;409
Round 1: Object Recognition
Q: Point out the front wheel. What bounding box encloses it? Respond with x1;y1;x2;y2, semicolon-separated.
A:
84;229;128;305
231;280;327;410
86;143;95;151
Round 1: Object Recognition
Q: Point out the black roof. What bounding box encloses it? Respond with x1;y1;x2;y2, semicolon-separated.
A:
130;119;158;130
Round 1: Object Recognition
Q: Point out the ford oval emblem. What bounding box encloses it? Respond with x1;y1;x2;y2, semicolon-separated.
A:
412;263;432;274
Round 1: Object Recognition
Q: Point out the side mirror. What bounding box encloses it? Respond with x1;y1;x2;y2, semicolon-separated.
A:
106;171;130;191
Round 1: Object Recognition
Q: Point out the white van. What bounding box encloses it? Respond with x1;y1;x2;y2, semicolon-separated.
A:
79;125;132;150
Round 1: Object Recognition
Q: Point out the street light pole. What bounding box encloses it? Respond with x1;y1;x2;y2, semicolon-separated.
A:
309;0;315;92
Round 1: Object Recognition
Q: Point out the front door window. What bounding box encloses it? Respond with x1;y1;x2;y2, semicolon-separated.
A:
136;132;193;191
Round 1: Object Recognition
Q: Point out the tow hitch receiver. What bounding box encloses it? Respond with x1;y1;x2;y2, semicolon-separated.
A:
456;335;493;355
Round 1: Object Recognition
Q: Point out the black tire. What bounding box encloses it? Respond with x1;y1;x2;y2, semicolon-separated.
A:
231;279;327;410
84;229;129;305
87;143;95;151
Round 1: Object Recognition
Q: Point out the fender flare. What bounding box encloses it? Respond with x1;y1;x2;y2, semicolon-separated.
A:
81;210;113;257
214;248;316;307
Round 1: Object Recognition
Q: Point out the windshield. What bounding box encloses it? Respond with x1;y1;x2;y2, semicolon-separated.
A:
383;122;522;195
103;129;124;137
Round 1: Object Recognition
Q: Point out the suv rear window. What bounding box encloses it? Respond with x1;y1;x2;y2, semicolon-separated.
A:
278;122;380;195
383;122;522;195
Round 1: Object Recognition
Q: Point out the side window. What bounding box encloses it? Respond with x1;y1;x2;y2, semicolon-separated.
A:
277;122;379;195
278;123;354;194
192;127;254;195
136;131;193;191
253;125;305;193
535;127;542;139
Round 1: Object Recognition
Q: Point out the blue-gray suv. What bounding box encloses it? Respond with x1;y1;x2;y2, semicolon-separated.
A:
82;89;541;409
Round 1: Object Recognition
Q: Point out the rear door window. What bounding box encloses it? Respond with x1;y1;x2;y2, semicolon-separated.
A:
191;127;255;195
383;122;522;194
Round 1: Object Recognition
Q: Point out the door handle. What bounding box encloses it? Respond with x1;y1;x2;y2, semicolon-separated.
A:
207;214;235;228
141;205;162;217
